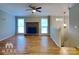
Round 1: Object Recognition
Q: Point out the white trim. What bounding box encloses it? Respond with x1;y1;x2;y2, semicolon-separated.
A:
0;34;14;41
50;34;61;48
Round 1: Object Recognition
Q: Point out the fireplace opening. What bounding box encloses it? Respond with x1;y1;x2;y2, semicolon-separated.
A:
26;26;37;34
25;22;39;35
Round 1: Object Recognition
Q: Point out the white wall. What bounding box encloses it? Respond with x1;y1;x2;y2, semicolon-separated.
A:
25;16;40;22
50;16;62;47
50;15;69;47
65;4;79;47
0;10;15;41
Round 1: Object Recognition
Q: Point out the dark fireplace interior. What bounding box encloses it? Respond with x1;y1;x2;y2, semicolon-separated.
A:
26;26;37;34
26;22;39;35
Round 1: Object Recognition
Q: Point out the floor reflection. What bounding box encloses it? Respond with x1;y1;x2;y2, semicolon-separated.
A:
16;35;26;54
40;36;48;52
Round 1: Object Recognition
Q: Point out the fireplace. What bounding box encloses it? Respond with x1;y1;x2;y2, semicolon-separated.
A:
27;26;37;34
25;22;39;35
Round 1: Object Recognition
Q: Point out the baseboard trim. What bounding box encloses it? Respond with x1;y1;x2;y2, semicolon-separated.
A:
50;34;61;48
0;34;15;41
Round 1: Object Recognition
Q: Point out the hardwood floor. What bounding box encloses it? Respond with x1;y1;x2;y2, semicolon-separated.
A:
0;35;79;55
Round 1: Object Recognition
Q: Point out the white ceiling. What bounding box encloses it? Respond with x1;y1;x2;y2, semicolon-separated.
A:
0;3;74;16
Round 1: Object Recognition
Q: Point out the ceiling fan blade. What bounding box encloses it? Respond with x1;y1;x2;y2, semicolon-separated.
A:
36;7;42;9
29;4;35;9
36;9;41;12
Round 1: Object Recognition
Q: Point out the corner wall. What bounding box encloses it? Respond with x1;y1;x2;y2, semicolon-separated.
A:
50;16;61;47
66;4;79;47
0;10;15;41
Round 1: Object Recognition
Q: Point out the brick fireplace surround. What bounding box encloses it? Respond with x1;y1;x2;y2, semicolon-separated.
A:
24;22;39;36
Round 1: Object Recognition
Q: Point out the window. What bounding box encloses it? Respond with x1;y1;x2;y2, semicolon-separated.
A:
41;18;48;34
17;18;24;33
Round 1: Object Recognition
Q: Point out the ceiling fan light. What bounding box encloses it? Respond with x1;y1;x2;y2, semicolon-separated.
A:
32;10;36;13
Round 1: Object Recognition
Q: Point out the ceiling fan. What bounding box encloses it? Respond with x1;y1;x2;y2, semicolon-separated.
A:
26;4;42;13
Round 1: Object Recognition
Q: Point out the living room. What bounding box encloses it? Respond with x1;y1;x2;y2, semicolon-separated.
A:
0;3;79;55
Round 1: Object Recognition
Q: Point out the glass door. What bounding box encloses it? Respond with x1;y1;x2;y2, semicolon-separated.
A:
17;18;24;34
41;18;48;34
